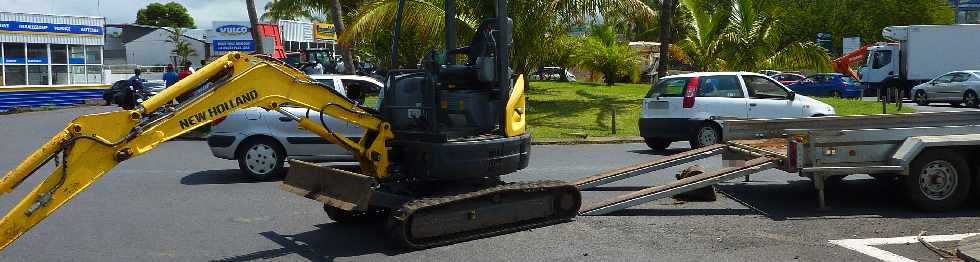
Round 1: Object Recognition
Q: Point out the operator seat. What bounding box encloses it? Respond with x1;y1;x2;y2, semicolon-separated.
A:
439;18;510;87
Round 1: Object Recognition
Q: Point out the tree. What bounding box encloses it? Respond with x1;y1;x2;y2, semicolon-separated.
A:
341;0;655;76
136;2;196;28
672;0;830;72
166;27;197;65
577;24;639;86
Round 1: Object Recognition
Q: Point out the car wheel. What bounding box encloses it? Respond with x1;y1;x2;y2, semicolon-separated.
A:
901;150;971;212
914;91;929;106
963;91;979;108
643;137;672;151
236;137;286;181
689;123;721;148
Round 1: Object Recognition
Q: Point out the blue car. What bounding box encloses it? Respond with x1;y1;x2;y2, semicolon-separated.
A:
786;73;862;98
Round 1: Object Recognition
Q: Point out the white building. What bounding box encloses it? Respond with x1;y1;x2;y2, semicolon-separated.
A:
0;11;105;86
105;24;210;67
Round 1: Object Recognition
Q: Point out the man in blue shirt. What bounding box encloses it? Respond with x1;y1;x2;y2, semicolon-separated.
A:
163;64;178;87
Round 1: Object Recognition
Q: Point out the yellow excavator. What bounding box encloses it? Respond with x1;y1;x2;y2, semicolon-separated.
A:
0;0;581;250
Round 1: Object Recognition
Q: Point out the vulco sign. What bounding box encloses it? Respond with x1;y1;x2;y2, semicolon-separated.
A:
211;21;254;52
216;24;249;37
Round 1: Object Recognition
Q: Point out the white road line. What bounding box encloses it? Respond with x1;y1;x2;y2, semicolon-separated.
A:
829;233;979;262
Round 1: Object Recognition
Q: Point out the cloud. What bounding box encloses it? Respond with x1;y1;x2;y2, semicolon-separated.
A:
2;0;274;28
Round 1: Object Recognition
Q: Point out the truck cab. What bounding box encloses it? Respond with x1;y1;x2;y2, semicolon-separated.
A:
860;44;900;85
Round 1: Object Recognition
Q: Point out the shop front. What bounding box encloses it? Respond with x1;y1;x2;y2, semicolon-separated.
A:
0;12;105;86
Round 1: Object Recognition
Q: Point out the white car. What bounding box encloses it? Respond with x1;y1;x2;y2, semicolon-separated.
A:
207;74;383;180
912;70;980;107
639;72;836;150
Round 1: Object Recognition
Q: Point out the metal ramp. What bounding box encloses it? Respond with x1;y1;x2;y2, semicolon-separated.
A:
576;143;785;216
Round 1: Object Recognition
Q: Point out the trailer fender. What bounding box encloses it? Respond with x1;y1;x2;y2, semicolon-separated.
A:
891;134;980;174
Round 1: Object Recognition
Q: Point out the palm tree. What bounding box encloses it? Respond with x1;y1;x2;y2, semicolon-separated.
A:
166;27;197;65
340;0;655;74
674;0;830;72
577;24;639;86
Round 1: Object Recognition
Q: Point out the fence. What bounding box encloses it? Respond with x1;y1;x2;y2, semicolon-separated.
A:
0;84;110;112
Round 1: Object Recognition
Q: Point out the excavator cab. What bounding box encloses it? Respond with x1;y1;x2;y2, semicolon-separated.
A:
380;14;528;181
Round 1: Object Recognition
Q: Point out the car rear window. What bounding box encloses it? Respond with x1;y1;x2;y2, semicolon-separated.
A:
647;77;689;98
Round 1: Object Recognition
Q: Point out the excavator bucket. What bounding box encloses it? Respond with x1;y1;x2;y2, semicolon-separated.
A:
280;160;376;211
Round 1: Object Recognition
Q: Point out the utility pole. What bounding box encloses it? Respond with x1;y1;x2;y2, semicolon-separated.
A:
246;0;264;54
656;0;673;80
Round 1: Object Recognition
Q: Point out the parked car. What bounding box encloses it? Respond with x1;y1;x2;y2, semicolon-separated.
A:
639;72;836;150
208;74;384;180
771;73;805;86
530;67;576;82
912;70;980;107
785;73;862;98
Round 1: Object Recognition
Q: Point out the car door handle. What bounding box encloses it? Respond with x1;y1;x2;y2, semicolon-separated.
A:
749;103;758;107
279;116;293;122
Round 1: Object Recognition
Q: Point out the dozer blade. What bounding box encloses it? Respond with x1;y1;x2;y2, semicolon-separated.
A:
280;160;376;211
389;180;581;249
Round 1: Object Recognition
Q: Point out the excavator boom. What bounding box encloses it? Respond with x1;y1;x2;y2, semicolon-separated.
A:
0;52;393;250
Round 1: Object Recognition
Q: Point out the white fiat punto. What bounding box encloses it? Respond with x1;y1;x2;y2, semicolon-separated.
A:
639;72;836;150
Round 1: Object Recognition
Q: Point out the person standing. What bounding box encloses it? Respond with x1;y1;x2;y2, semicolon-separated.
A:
335;59;346;74
178;64;192;80
163;64;178;87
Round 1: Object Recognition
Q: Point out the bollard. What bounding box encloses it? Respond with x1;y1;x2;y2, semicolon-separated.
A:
610;106;617;134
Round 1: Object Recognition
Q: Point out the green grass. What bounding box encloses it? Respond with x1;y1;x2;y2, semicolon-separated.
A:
524;82;918;139
527;81;649;139
814;97;916;115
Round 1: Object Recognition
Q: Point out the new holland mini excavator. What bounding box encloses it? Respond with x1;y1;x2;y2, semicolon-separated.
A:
0;0;581;250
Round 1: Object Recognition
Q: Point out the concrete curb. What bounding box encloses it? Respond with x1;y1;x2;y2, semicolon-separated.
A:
531;136;644;145
959;235;980;262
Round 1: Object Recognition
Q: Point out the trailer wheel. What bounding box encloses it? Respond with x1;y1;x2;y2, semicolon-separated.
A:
902;150;972;212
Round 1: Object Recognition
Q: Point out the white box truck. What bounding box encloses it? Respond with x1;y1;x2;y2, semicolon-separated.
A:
861;24;980;96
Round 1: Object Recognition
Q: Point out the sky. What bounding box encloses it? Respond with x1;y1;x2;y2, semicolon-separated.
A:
2;0;275;28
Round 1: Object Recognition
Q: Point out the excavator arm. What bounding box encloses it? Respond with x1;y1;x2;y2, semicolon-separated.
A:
0;52;394;250
832;43;877;80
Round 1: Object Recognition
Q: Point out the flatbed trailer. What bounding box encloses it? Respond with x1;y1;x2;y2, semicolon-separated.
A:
579;110;980;215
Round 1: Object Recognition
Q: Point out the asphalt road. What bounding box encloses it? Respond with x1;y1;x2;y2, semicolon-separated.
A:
1;106;979;262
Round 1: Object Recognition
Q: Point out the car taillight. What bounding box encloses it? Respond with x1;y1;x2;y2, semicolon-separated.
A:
683;76;700;108
212;116;227;126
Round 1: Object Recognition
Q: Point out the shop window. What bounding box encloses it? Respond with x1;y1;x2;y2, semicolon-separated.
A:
71;65;86;84
52;65;69;85
28;65;49;85
5;65;26;85
26;44;48;64
3;43;25;64
70;45;85;64
85;46;101;64
51;44;68;64
87;65;102;83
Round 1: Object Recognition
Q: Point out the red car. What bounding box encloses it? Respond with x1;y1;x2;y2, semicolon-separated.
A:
772;73;805;86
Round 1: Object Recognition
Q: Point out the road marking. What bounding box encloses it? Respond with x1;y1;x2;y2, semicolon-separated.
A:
829;233;978;262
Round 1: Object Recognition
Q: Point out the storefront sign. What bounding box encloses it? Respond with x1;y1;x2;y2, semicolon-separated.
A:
211;21;255;52
0;20;103;37
315;23;336;43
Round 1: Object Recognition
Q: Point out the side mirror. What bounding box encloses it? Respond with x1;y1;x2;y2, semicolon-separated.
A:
787;92;796;101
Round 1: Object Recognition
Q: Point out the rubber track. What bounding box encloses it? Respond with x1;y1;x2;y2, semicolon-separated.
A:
389;180;580;249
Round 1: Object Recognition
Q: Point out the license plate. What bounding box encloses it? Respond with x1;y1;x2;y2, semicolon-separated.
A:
647;101;668;109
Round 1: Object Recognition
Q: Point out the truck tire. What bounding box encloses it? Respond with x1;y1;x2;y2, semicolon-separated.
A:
643;137;672;151
236;137;287;181
963;91;979;108
914;91;929;106
689;123;721;149
901;150;972;212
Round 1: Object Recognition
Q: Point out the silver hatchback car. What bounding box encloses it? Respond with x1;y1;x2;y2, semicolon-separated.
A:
913;70;980;107
207;74;383;180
